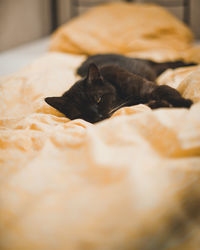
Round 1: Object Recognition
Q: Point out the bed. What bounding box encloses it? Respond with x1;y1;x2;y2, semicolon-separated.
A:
1;2;200;250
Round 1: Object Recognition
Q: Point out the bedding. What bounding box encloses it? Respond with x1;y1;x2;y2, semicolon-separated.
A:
49;2;200;64
49;2;194;60
1;2;200;249
0;51;200;249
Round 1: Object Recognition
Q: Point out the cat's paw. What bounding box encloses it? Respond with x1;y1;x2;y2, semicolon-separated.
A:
170;98;193;109
147;100;172;109
182;99;193;108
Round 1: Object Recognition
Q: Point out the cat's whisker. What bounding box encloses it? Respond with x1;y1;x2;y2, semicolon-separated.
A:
108;100;131;115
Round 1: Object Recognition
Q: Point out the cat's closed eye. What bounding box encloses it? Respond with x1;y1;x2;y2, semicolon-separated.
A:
97;96;102;103
94;95;102;104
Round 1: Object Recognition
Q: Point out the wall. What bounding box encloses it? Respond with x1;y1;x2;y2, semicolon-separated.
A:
190;0;200;40
0;0;51;52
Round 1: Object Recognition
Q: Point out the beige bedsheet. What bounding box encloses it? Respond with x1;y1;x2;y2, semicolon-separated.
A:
0;52;200;249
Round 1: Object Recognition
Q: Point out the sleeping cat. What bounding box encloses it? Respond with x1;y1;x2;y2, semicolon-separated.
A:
45;54;194;123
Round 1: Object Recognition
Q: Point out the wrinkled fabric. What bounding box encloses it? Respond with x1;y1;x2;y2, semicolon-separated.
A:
0;52;200;250
49;2;193;62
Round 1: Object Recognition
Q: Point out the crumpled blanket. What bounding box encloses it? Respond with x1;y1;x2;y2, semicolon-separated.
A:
49;2;194;62
0;52;200;250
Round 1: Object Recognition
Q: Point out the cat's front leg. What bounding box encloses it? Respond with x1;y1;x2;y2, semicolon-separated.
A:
151;85;193;108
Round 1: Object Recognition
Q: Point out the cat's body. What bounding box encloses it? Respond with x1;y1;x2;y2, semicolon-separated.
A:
45;54;194;123
77;54;195;81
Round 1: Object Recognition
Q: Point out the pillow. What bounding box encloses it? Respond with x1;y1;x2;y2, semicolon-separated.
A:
49;2;193;61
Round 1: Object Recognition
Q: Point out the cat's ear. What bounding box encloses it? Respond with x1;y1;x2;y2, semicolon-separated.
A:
86;63;102;84
45;96;66;110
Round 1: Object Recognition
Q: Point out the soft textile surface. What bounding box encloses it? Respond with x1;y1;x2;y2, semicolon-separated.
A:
183;45;200;64
49;2;194;61
0;52;200;249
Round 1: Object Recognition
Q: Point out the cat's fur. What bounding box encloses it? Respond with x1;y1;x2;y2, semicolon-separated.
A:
77;54;196;81
45;54;194;123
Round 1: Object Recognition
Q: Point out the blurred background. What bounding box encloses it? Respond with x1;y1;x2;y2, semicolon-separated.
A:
0;0;199;75
0;0;200;52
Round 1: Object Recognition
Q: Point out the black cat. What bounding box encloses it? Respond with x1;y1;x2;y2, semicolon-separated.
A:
45;54;194;123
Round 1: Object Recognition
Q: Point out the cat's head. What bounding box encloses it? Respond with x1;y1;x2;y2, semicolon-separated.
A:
45;63;118;123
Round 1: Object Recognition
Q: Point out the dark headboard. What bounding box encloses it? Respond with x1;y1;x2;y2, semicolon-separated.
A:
50;0;191;32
